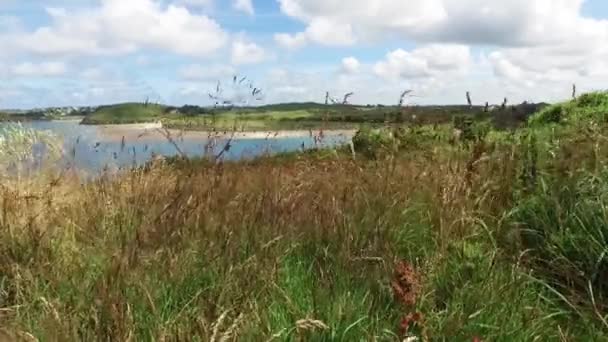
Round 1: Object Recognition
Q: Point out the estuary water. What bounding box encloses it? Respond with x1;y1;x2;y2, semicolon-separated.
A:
0;120;354;174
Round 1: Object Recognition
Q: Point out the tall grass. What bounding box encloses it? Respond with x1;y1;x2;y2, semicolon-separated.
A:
0;123;62;179
1;94;608;340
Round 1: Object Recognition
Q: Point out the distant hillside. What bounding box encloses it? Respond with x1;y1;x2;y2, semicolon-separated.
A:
81;103;168;125
78;100;550;129
255;102;339;112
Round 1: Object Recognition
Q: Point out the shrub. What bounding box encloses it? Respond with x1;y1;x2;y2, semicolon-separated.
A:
352;127;396;158
576;91;608;108
452;116;491;142
529;104;565;125
529;92;608;126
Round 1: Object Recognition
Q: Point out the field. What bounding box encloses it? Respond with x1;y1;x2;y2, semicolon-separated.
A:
78;102;545;131
1;93;608;340
80;103;168;125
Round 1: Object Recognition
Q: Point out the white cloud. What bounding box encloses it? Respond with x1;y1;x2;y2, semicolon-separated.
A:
233;0;254;15
79;67;106;81
276;0;608;46
2;0;608;108
179;64;236;81
485;43;608;102
341;57;360;74
373;44;471;81
231;38;267;65
0;75;161;109
275;18;355;49
175;0;214;8
305;18;355;46
10;61;67;77
1;0;228;57
261;64;456;106
274;32;308;50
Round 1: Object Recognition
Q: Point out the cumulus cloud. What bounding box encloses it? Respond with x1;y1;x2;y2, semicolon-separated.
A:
274;32;308;50
261;63;459;105
276;0;607;46
1;0;228;57
340;57;360;74
176;0;254;15
179;64;236;81
275;18;355;49
175;0;214;8
373;44;471;81
275;0;608;101
233;0;254;15
231;38;267;65
10;61;67;77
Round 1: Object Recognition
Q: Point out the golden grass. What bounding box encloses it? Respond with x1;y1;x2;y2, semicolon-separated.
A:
0;131;605;339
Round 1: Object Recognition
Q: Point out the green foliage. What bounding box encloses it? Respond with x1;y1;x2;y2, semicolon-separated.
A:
511;168;608;321
82;103;167;124
0;123;62;175
518;131;539;192
470;119;493;141
530;91;608;126
4;92;608;340
453;115;475;141
352;127;396;158
77;100;543;130
577;91;608;108
452;116;492;142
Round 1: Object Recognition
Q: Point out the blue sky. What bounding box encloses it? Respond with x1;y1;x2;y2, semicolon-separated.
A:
0;0;607;109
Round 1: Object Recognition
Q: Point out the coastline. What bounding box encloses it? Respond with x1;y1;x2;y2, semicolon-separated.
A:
95;124;356;141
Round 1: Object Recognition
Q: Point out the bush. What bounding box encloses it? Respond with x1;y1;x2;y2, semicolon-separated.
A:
352;127;396;158
529;92;608;126
452;116;492;142
529;104;565;125
576;91;608;108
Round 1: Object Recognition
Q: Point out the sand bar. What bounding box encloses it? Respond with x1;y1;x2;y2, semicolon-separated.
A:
96;125;356;142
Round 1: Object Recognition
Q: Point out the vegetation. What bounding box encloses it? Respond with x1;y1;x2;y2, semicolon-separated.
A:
1;93;608;340
0;123;62;177
530;92;608;126
79;101;546;132
0;108;90;122
81;103;168;125
0;112;48;123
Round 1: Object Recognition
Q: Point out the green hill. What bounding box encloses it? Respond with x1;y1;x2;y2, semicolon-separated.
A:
529;91;608;126
81;103;167;125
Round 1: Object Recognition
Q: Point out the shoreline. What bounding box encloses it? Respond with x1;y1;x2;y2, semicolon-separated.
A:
95;125;356;141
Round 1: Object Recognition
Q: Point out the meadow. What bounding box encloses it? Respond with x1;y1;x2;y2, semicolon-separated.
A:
0;93;608;341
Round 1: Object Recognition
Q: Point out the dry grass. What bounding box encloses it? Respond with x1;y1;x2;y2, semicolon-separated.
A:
1;103;608;339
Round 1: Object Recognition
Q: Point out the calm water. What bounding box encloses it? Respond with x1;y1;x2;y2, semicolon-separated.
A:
2;121;353;174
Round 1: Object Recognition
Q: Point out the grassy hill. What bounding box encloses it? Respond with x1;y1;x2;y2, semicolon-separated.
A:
81;103;168;125
79;101;548;131
529;91;608;126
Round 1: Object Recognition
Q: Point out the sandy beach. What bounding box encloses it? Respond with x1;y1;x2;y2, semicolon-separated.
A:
95;124;356;142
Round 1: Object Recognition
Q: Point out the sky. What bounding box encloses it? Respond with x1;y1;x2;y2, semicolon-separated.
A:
0;0;607;109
